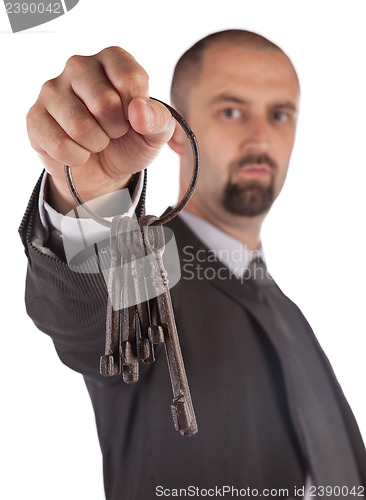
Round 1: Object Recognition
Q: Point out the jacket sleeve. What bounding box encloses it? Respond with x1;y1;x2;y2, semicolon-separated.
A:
19;173;109;379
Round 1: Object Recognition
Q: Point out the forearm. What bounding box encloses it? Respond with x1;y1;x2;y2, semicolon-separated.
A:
20;174;111;378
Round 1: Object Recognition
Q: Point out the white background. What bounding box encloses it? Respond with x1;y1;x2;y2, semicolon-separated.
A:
1;1;365;498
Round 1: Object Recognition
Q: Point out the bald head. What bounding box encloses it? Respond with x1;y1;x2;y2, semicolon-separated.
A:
171;29;298;118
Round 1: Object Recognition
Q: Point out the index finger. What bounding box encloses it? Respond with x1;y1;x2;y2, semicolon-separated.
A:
96;47;149;120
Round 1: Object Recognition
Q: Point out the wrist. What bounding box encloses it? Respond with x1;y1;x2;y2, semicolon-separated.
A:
47;172;133;215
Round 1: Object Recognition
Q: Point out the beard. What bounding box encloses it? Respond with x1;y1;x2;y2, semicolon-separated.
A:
222;154;277;217
223;179;275;216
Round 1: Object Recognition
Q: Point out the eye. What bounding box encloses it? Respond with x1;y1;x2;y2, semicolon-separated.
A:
272;110;290;122
220;108;242;120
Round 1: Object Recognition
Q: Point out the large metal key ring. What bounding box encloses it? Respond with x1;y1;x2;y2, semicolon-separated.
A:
64;98;200;226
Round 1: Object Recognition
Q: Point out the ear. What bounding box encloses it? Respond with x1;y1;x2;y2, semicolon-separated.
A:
168;121;188;156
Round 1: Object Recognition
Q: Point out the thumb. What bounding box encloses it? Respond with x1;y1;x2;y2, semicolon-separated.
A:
128;97;176;149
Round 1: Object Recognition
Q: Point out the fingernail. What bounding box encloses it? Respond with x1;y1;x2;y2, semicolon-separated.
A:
139;97;155;131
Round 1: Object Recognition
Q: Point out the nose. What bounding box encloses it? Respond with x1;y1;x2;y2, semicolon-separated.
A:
241;115;271;156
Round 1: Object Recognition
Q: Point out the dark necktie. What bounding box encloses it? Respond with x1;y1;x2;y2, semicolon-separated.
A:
247;259;362;493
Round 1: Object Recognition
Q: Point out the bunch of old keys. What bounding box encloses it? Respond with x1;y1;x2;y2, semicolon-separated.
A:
100;214;197;436
64;99;200;436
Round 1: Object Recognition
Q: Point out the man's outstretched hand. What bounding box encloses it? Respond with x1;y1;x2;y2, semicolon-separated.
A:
26;46;175;214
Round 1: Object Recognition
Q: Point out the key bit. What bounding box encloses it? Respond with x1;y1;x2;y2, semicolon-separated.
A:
171;396;194;434
148;324;165;345
148;301;165;345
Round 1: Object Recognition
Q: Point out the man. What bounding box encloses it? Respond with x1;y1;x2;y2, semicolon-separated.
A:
20;30;366;499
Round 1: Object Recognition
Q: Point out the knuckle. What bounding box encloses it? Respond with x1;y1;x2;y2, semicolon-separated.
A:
130;67;149;85
40;78;58;95
101;45;122;55
67;150;91;167
117;68;149;95
100;45;133;60
29;139;44;155
48;134;71;160
90;136;110;154
90;91;122;118
47;134;91;166
97;46;149;95
65;54;86;72
67;115;110;152
26;105;37;130
68;115;95;141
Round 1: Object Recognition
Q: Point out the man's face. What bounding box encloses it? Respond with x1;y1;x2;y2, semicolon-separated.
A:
180;43;300;221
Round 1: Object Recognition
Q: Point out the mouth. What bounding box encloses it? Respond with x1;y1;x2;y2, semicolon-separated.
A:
236;164;271;179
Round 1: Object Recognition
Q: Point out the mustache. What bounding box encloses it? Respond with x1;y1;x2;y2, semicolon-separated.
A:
231;154;278;171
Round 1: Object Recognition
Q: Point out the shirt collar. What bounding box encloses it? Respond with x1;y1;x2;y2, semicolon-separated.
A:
179;210;265;279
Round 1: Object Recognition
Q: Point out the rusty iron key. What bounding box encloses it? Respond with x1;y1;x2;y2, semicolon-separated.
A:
139;215;198;436
118;217;140;383
101;214;197;435
100;215;123;376
128;217;155;365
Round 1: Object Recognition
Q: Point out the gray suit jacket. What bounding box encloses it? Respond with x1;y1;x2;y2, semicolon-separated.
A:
19;175;366;499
